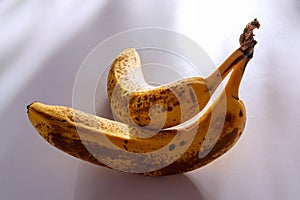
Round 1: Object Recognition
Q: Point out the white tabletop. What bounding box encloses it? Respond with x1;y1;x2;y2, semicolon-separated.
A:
0;0;299;200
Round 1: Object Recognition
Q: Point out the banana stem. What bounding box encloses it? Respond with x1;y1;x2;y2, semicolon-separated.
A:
239;18;260;56
205;49;245;94
225;19;260;99
206;19;260;95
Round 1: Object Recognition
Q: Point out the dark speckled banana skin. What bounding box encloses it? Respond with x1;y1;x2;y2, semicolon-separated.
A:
28;55;251;176
27;19;259;176
107;47;247;129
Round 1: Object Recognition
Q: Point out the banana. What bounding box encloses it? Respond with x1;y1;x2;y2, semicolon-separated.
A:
107;20;258;129
27;19;259;176
27;54;252;176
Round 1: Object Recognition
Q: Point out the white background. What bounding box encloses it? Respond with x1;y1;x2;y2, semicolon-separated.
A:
0;0;299;199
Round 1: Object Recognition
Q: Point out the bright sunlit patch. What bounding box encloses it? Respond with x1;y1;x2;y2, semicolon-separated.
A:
173;0;260;64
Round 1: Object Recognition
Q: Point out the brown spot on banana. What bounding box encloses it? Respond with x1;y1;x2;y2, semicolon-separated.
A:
239;109;244;117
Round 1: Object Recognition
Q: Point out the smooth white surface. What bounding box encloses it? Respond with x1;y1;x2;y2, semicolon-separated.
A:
1;0;300;199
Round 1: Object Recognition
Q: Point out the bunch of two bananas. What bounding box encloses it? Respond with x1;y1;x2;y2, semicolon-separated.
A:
27;19;260;176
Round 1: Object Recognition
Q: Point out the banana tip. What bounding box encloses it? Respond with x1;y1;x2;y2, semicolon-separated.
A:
251;18;260;29
27;101;38;113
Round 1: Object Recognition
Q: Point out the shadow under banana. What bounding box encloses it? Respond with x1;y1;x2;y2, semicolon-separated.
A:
73;163;204;200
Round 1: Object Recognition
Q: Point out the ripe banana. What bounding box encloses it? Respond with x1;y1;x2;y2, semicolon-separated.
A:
27;19;259;176
27;54;252;176
107;21;257;129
